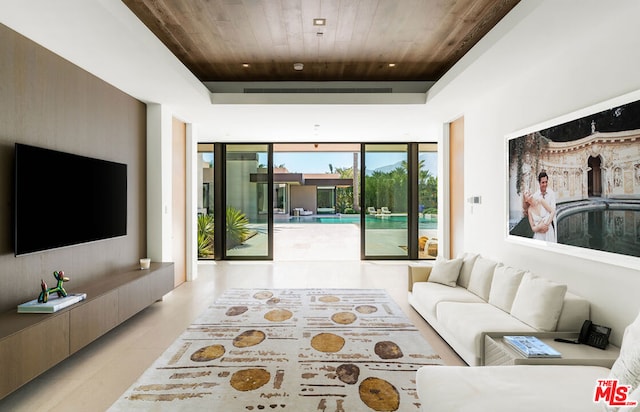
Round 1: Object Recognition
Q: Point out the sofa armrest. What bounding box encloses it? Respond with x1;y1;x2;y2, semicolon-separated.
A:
408;263;433;292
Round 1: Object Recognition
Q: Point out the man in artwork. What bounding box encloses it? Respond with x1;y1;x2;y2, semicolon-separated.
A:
532;171;557;242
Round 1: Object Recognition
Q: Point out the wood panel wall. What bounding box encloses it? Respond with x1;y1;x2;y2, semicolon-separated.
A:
171;117;186;286
0;23;147;313
449;116;465;258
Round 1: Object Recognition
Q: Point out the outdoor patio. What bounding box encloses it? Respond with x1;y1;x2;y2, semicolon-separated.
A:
227;218;437;261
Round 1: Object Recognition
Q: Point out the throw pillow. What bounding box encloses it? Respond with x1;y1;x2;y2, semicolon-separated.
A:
510;272;567;331
466;257;499;300
606;310;640;412
488;265;525;312
456;252;479;288
427;258;463;287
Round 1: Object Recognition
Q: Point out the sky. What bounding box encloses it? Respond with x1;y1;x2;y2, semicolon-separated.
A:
268;152;409;173
203;151;435;174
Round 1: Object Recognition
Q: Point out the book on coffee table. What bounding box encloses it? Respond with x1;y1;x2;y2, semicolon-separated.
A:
17;293;87;313
503;335;561;358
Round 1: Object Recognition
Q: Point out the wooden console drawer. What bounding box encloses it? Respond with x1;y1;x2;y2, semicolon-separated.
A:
0;313;69;398
69;290;119;354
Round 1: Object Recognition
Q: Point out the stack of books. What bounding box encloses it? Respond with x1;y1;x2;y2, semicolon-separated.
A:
17;293;87;313
503;335;562;358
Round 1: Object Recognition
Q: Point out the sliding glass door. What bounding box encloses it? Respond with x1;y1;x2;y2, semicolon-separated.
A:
224;144;272;258
362;144;410;259
418;143;438;259
199;142;437;261
197;144;215;259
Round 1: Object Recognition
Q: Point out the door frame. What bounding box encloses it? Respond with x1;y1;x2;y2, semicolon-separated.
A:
214;143;274;260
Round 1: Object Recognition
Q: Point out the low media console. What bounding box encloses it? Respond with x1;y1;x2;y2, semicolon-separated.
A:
0;262;174;399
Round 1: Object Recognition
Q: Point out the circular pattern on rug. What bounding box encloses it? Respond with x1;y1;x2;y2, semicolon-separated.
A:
355;305;378;314
253;291;274;300
229;368;271;391
264;308;293;322
310;332;345;353
190;344;225;362
359;377;400;411
233;330;266;348
318;295;340;303
374;341;404;359
336;363;360;385
331;311;357;324
225;306;248;316
266;297;281;305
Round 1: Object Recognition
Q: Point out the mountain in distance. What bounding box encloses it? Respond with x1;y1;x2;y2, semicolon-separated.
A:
368;153;438;177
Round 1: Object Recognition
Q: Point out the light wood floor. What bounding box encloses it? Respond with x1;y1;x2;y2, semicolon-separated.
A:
0;261;465;411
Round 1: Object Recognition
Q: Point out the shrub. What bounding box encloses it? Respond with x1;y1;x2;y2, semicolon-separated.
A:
226;207;250;249
197;214;215;257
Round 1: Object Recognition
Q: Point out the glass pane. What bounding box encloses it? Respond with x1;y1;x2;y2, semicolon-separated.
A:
274;183;287;214
418;143;438;259
225;144;269;257
363;144;409;257
197;143;215;259
317;187;336;214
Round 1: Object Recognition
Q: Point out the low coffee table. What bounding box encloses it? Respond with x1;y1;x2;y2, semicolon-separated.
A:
482;332;620;367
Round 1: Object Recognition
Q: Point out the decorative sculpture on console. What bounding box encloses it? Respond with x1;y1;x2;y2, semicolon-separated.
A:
37;270;69;303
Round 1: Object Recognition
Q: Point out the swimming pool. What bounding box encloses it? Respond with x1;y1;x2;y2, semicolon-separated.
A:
283;214;437;230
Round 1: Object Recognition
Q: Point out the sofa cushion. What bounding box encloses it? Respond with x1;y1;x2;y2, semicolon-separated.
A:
416;365;610;412
510;272;567;332
427;257;463;287
436;302;535;361
488;265;525;313
411;282;484;320
467;257;500;301
607;310;640;411
556;291;590;332
456;252;479;288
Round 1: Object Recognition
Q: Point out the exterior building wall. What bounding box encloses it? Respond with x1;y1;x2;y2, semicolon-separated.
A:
290;185;317;214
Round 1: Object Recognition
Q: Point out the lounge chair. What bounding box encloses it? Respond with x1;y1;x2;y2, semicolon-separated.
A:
381;207;391;214
293;207;313;216
367;207;377;215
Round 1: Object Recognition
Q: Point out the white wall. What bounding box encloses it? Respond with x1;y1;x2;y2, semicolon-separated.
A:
147;104;173;263
424;0;640;345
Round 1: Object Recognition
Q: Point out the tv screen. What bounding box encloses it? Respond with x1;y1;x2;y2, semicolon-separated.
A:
14;144;127;256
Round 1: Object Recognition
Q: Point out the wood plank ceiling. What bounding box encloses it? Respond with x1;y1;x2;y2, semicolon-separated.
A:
122;0;520;82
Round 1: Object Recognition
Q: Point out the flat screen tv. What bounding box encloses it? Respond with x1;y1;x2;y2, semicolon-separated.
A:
14;143;127;256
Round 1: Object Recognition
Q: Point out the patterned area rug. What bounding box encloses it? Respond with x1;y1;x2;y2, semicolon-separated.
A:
109;289;442;411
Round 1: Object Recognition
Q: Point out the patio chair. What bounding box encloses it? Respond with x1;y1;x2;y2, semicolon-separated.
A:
367;207;377;215
293;207;313;216
381;207;391;214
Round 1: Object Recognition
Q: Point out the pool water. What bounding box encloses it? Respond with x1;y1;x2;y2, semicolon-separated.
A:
558;209;640;258
284;214;437;230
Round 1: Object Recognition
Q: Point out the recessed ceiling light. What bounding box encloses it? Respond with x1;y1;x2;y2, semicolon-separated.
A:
242;63;250;68
388;63;396;67
313;18;326;26
293;62;304;71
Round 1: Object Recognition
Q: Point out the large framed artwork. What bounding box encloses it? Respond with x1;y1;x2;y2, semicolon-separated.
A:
506;91;640;266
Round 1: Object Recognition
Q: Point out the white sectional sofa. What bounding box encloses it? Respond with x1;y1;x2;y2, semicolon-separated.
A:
408;253;590;366
416;309;640;412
